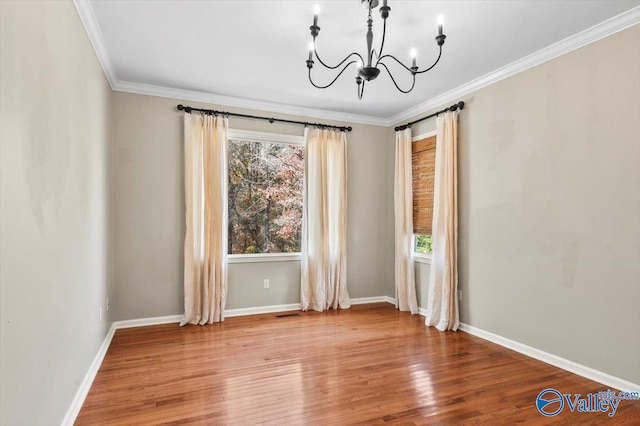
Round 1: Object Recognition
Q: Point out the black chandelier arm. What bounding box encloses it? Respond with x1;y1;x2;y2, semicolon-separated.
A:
414;46;443;74
376;54;414;74
379;62;416;94
308;60;358;89
375;18;388;61
376;45;443;75
314;49;364;70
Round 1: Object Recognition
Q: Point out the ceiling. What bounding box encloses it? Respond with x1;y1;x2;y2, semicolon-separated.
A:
83;0;639;121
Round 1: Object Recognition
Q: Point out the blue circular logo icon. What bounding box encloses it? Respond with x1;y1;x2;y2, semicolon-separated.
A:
536;388;564;417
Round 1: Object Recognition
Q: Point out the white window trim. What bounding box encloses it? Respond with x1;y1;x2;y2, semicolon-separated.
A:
227;253;302;263
412;130;436;142
413;234;433;263
227;129;304;261
228;129;304;146
413;252;432;265
412;131;436;264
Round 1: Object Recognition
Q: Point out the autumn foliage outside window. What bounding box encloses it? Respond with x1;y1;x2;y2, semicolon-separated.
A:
228;139;304;254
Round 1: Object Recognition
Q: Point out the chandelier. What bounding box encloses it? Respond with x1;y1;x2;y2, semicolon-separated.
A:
306;0;446;99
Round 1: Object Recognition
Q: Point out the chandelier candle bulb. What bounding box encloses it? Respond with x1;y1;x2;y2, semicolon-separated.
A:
313;4;319;27
410;48;417;68
438;15;444;36
308;42;314;61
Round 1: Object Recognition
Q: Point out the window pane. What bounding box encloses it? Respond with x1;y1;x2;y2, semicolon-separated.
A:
228;139;303;254
415;234;433;254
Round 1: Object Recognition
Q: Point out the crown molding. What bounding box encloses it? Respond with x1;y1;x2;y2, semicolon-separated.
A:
75;0;638;128
113;80;386;126
71;0;386;126
388;6;640;125
73;0;118;88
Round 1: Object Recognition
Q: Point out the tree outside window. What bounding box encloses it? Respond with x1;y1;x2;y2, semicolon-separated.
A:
228;139;303;254
415;234;433;255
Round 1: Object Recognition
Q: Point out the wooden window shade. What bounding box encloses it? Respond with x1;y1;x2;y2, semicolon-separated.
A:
412;135;436;235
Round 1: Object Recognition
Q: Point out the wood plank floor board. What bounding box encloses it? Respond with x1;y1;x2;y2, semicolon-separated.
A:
76;303;640;425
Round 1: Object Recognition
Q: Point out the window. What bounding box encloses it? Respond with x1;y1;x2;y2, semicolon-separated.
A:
412;133;436;259
227;130;304;257
415;234;433;255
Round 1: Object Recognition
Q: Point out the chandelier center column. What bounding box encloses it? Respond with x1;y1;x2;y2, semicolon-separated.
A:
366;9;374;66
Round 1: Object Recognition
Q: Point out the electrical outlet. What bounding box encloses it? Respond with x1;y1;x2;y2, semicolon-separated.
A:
99;307;103;321
458;290;463;302
106;298;110;311
264;279;270;289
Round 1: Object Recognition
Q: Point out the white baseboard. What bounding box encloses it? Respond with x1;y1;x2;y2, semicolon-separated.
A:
225;303;301;318
225;296;395;316
101;297;397;330
114;314;183;329
352;296;395;305
407;299;640;393
61;322;117;426
458;323;640;394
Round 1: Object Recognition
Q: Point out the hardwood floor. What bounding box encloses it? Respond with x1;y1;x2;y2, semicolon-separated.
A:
76;303;640;425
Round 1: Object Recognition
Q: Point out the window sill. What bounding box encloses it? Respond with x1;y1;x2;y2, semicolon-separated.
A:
413;253;432;265
227;253;302;264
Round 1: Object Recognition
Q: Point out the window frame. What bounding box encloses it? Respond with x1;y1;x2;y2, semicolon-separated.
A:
226;129;305;263
413;235;432;264
411;131;436;265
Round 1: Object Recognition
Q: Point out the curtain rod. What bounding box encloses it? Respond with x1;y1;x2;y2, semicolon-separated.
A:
177;104;352;132
394;101;465;132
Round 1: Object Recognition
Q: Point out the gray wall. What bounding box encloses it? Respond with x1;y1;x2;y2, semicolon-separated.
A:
384;127;397;300
110;92;392;320
400;25;640;384
0;1;114;424
228;261;301;309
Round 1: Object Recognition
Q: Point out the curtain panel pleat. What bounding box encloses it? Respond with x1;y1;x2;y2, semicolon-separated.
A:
181;113;228;326
425;111;459;331
301;128;350;312
394;129;418;314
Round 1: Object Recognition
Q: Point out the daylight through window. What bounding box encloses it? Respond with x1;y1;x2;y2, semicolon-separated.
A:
415;234;433;255
228;137;304;254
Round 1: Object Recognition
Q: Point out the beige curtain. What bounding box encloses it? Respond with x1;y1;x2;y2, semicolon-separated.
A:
301;128;350;311
425;111;459;331
181;113;228;326
394;129;418;314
